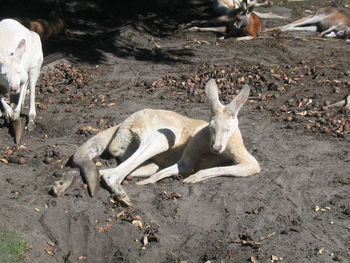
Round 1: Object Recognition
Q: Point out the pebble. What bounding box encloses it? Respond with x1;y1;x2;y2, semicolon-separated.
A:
344;207;350;216
37;103;47;110
18;157;26;165
44;156;53;164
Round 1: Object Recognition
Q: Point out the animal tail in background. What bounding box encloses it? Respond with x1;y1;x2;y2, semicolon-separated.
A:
16;0;66;41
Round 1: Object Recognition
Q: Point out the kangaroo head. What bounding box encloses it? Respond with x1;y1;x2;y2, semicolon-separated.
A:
0;39;26;94
231;0;255;29
335;26;350;40
205;79;250;154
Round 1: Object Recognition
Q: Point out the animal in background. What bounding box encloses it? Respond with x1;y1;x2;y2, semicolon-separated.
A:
15;0;66;41
69;79;260;206
265;7;350;42
185;0;262;40
213;0;286;19
0;18;43;143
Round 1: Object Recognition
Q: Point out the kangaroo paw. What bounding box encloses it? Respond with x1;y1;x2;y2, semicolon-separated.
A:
26;120;35;132
113;184;133;207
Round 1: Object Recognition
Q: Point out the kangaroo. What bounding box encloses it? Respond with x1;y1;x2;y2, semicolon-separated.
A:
15;0;66;41
265;7;350;42
213;0;287;19
185;0;262;40
70;79;260;206
0;19;43;143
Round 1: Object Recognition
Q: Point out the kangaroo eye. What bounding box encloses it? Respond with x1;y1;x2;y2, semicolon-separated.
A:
10;52;14;56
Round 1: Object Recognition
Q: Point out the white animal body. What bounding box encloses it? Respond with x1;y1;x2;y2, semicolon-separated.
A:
0;19;43;142
70;79;260;206
265;8;350;42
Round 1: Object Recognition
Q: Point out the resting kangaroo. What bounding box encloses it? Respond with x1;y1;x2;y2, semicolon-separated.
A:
265;8;350;42
185;0;262;40
71;79;260;206
213;0;287;19
16;0;66;41
0;18;43;143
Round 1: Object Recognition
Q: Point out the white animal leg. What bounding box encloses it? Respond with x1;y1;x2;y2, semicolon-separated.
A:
13;80;29;120
136;155;196;185
279;15;324;31
101;131;172;193
186;26;226;33
183;162;260;184
136;164;180;185
232;35;255;41
27;68;40;129
129;162;160;178
283;26;318;32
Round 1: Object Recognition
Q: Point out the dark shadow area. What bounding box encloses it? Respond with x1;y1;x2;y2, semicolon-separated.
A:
0;0;215;64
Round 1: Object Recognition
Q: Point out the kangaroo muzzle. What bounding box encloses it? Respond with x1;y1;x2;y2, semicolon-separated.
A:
11;85;20;93
211;144;223;154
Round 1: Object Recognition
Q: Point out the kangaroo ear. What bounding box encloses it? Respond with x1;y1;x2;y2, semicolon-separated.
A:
247;4;255;13
205;79;223;113
227;84;250;115
15;39;26;59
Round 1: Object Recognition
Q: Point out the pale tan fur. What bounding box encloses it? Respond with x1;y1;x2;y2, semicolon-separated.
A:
71;79;260;206
265;7;350;41
213;0;287;19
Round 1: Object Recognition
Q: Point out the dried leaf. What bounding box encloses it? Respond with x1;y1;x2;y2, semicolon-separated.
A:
116;210;126;218
132;219;143;229
95;161;103;167
0;158;8;164
44;247;55;256
271;255;283;261
170;192;183;199
132;215;142;221
97;223;112;233
47;241;55;247
250;256;258;263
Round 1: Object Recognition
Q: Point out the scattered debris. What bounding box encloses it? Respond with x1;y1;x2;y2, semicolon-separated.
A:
49;170;77;197
271;255;283;262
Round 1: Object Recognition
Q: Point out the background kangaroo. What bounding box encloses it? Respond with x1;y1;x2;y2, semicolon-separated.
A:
0;18;43;143
185;0;262;40
265;7;350;42
213;0;287;19
15;0;66;41
70;79;260;206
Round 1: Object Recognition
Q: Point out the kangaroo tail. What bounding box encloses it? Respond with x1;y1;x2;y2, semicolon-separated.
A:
71;125;120;197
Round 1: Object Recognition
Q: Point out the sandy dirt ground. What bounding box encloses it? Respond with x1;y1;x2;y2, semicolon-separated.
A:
0;0;349;262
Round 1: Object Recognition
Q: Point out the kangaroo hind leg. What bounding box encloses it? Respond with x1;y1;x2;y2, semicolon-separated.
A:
101;130;174;194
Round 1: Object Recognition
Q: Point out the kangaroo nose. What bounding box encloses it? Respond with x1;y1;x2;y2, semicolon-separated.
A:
11;86;20;93
211;145;222;154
